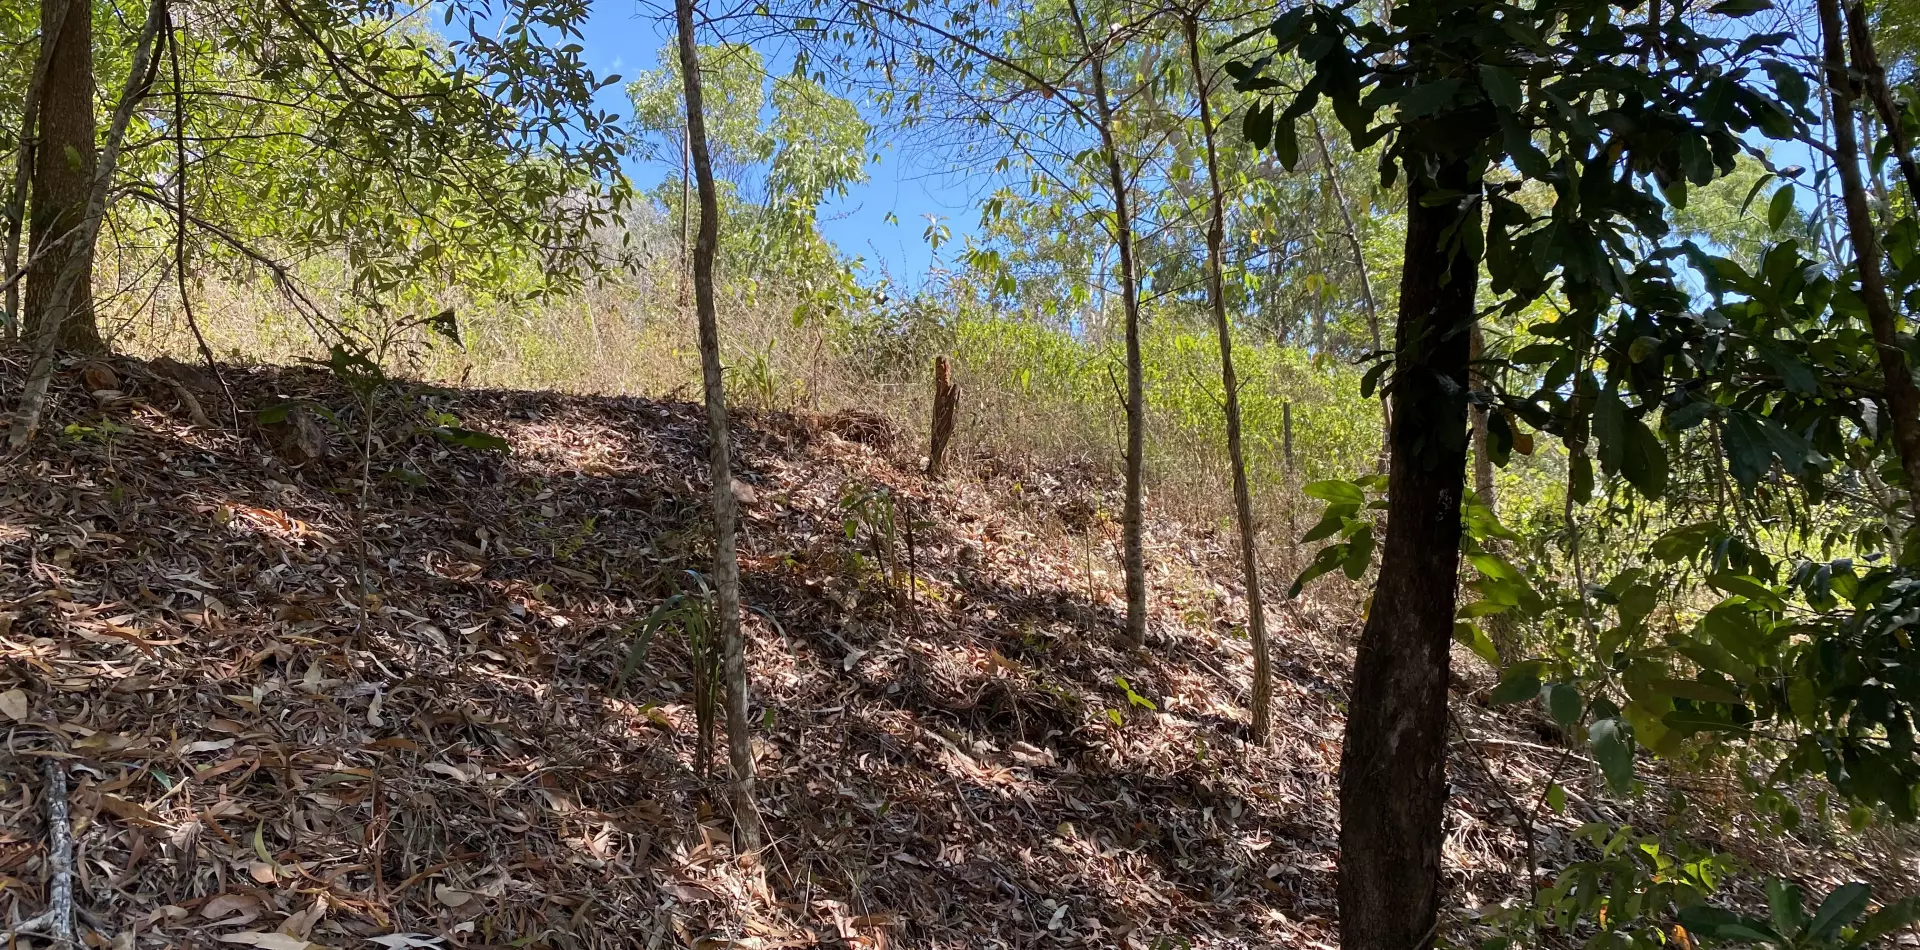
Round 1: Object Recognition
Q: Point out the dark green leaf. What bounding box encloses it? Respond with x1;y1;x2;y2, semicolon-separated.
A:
1489;662;1544;705
1768;183;1794;230
1510;342;1564;364
1274;117;1301;170
1304;479;1366;504
1453;621;1500;665
1857;898;1920;942
1649;677;1742;704
1546;682;1582;728
1244;102;1274;152
1341;530;1375;579
430;426;510;452
1651;522;1717;562
1571;455;1594;504
1288;544;1347;597
1611;588;1654;641
1680;905;1782;943
1302;503;1358;543
1707;573;1784;608
1399;78;1463;118
1723;413;1776;489
1739;170;1779;215
1621;416;1669;499
1594;390;1627;475
1479;65;1522;111
1590;718;1635;793
1768;879;1808;935
1807;882;1871;940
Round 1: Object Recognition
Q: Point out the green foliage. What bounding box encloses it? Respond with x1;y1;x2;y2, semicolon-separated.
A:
1680;881;1919;949
626;44;871;284
1288;475;1385;596
1481;824;1727;949
612;572;725;773
1230;0;1801;494
153;0;630;311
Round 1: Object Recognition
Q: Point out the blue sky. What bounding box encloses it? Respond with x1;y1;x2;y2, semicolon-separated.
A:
574;0;980;283
556;2;1819;287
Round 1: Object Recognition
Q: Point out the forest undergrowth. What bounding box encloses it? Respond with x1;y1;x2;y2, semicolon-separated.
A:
0;349;1910;949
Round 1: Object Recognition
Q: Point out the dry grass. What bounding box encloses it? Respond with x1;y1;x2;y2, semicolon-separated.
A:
116;274;1371;583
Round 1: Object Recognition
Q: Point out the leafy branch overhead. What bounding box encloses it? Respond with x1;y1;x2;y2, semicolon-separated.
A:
1230;0;1821;503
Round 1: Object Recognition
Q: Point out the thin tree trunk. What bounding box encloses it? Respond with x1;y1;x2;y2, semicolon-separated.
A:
1184;12;1271;741
1470;322;1495;514
1816;88;1851;268
1846;0;1920;202
1310;115;1390;470
170;6;233;429
24;0;102;353
10;0;165;447
1820;0;1920;521
680;126;692;309
1863;111;1890;207
3;0;70;343
1067;0;1148;647
675;0;759;851
1338;163;1479;950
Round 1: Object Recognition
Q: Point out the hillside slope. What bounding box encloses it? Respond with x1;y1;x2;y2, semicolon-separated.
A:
0;351;1907;949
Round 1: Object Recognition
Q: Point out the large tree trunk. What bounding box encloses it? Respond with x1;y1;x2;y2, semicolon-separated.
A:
1833;0;1920;522
1184;12;1271;740
1337;163;1479;950
10;0;164;448
1067;0;1148;647
4;0;71;343
675;0;759;851
25;0;103;353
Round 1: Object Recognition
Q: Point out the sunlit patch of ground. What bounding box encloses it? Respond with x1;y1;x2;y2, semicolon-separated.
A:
0;351;1911;950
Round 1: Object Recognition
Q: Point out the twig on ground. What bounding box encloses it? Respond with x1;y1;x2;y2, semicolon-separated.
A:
6;760;76;945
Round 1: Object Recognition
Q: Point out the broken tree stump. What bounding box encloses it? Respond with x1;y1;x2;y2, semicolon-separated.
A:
926;355;958;478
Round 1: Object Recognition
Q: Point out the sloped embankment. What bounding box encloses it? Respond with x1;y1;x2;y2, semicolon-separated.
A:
0;351;1906;949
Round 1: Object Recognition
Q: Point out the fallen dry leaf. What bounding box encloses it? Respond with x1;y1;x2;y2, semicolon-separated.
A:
365;936;444;949
0;688;27;721
202;893;264;922
215;932;312;950
0;358;1893;950
277;896;328;939
98;795;165;827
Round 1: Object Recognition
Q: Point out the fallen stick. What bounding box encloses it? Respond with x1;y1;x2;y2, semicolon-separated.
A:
6;760;74;944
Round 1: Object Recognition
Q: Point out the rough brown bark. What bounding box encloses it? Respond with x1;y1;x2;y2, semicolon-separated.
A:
25;0;102;353
1337;163;1479;950
1820;0;1920;522
10;0;164;448
1184;12;1272;741
927;355;958;477
4;0;71;342
675;0;759;851
1845;1;1920;203
1066;0;1148;647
